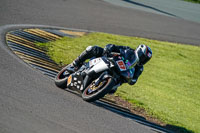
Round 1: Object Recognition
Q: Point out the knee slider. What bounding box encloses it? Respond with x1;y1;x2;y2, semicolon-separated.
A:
83;46;96;58
86;46;93;52
86;45;104;57
86;46;98;55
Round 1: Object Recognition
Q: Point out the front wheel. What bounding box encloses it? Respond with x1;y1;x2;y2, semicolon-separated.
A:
55;65;71;89
82;78;115;102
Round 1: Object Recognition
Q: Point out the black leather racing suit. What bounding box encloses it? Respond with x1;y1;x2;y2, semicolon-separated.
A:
73;44;143;85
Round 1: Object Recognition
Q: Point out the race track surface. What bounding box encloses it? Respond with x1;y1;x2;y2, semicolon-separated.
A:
104;0;200;23
0;0;199;133
0;25;166;133
0;0;200;45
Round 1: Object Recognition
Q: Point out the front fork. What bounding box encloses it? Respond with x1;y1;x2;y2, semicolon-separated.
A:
91;71;120;93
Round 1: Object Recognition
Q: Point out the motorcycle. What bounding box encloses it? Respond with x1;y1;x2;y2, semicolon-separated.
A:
55;49;137;102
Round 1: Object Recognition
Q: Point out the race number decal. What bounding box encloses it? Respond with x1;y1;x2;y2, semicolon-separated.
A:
116;60;126;71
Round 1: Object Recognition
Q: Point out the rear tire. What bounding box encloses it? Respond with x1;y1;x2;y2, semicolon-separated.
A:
82;78;115;102
55;66;71;89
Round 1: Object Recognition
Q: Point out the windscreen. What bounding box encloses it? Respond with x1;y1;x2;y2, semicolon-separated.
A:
123;49;139;69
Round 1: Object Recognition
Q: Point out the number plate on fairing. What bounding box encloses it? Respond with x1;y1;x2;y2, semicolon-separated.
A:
116;60;126;71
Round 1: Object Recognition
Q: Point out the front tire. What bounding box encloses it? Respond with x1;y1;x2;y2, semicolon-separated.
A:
82;78;115;102
55;65;71;89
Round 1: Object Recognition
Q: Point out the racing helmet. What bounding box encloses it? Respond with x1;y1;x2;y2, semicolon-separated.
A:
135;44;152;65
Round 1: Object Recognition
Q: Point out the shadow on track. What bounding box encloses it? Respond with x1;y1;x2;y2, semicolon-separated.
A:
123;0;177;17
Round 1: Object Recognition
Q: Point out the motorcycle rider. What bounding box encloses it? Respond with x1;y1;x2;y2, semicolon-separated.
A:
68;44;152;86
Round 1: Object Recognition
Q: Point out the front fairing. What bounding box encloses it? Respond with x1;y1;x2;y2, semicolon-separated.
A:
87;57;110;74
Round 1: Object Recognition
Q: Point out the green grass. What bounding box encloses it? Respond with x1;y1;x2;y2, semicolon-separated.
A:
183;0;200;4
36;32;200;133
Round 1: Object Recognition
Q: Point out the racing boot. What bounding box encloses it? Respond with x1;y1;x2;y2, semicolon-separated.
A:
73;50;90;69
65;58;83;73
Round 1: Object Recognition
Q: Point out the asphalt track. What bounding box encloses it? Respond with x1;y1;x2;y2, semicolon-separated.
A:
104;0;200;23
0;0;199;133
0;0;200;45
0;25;169;133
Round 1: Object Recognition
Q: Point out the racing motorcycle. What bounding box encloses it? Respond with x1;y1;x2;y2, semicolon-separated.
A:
55;49;137;102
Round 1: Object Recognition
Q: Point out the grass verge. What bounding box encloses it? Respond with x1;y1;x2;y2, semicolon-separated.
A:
36;32;200;133
183;0;200;4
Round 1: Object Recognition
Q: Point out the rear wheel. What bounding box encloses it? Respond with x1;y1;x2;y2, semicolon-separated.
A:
55;65;71;89
82;77;115;102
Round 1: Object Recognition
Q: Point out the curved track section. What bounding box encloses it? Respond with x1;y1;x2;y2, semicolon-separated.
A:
0;25;173;133
5;27;87;78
